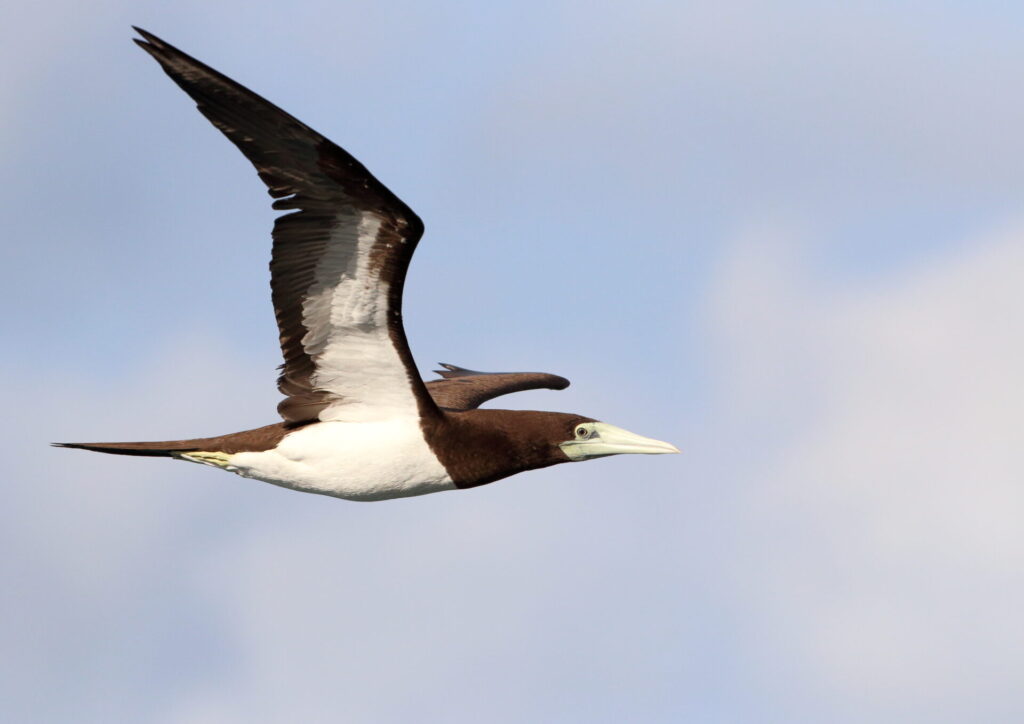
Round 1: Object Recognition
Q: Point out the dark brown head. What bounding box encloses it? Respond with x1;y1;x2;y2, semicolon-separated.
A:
422;408;678;489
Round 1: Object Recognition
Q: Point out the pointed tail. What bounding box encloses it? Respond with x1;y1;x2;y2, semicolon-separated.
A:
51;439;206;457
53;421;300;457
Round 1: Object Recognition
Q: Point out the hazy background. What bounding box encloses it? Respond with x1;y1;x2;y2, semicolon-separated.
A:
3;1;1023;722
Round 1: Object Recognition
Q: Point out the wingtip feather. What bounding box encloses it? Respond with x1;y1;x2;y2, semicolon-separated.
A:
131;26;161;44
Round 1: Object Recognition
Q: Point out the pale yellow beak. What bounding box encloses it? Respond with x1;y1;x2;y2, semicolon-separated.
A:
559;422;680;461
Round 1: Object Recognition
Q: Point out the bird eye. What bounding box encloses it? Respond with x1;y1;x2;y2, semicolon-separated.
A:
576;426;589;438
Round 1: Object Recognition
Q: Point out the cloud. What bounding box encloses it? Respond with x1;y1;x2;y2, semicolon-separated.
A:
706;220;1024;721
0;332;274;722
6;3;1024;721
134;220;1024;724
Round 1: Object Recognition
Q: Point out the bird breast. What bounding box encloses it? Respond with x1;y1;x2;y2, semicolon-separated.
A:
227;417;456;501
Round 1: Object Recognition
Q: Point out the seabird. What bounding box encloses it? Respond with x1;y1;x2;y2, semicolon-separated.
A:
55;28;679;502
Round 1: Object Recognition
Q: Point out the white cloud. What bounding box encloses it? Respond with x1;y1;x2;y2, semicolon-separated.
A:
135;223;1024;724
8;220;1021;724
7;3;1024;721
707;221;1024;720
0;332;275;722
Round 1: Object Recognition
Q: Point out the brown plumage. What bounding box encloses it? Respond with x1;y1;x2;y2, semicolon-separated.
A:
132;27;432;424
423;409;594;488
54;29;679;501
53;421;306;457
426;364;570;410
54;367;573;463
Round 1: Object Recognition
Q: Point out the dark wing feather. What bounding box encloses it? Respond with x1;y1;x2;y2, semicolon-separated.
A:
134;28;436;423
426;363;570;410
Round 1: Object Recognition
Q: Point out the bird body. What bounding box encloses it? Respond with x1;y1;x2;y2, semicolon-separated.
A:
198;417;455;502
55;29;679;501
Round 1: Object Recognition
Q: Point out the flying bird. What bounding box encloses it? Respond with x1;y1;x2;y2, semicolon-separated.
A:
55;28;678;501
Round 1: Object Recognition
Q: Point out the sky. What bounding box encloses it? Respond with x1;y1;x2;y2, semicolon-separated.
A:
3;1;1024;721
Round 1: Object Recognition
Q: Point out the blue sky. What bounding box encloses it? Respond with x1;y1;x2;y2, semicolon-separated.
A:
3;1;1023;722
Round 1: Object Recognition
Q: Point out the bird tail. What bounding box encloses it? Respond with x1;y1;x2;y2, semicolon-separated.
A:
54;421;298;458
51;439;209;457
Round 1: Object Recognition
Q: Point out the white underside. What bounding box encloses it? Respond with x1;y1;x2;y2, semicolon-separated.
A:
200;417;455;502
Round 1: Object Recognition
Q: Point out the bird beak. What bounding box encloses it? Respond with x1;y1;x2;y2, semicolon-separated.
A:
559;422;680;461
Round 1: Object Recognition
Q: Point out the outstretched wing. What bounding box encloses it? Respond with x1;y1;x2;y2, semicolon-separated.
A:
426;363;570;410
135;28;437;424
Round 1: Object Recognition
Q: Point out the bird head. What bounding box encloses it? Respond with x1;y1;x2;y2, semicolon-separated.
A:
556;419;680;461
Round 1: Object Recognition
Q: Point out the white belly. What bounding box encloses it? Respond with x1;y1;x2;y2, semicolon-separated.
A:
224;417;455;501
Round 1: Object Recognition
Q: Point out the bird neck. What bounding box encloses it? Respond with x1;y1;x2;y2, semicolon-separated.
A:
421;409;577;489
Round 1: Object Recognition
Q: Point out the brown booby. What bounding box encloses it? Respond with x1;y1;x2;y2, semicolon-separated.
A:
55;28;678;501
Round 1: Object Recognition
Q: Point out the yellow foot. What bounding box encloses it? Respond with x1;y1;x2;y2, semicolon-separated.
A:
173;450;234;469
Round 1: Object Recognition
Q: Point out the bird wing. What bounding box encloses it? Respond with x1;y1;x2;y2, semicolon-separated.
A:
426;364;570;410
135;28;438;424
